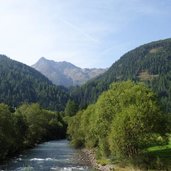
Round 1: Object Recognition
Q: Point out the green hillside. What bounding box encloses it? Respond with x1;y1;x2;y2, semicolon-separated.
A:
71;38;171;112
0;55;69;111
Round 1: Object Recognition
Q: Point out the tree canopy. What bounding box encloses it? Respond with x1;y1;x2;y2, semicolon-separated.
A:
0;103;67;161
68;81;168;159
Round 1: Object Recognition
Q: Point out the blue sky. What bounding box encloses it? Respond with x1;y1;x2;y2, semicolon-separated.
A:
0;0;171;68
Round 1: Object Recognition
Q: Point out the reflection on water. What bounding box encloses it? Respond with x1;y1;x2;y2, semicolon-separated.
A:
0;140;92;171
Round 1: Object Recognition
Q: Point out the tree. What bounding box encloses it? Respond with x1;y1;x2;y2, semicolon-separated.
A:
80;104;98;148
108;81;167;158
67;110;85;147
65;100;78;116
0;104;16;160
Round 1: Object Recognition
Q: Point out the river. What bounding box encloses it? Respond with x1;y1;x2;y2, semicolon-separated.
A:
0;140;93;171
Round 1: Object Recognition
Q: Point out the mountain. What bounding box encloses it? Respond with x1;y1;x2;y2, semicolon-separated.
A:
32;57;106;87
0;55;69;111
71;38;171;112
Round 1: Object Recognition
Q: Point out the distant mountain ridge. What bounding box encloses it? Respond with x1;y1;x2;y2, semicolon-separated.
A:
32;57;107;87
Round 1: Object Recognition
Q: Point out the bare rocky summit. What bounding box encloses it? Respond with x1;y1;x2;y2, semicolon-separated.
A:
32;57;107;87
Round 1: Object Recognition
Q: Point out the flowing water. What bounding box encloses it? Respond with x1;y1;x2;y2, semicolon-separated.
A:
0;140;92;171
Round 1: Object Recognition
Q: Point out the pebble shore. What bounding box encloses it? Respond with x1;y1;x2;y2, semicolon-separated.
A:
77;149;115;171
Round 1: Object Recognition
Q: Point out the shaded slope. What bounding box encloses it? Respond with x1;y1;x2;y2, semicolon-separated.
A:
0;55;69;111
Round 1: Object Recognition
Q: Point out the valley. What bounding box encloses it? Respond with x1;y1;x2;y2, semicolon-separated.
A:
0;38;171;170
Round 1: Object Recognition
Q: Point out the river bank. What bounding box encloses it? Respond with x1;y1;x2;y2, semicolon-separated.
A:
77;149;114;171
78;149;150;171
78;149;171;171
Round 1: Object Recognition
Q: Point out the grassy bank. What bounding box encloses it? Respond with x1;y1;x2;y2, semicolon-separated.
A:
144;137;171;169
91;138;171;170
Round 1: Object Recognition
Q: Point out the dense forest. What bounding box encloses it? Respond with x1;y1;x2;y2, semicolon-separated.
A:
0;103;66;161
0;55;70;111
71;38;171;112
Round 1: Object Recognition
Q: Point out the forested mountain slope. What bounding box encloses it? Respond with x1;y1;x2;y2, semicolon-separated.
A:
0;55;69;111
71;38;171;112
32;57;106;87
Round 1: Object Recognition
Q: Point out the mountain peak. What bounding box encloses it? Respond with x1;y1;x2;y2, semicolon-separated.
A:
32;58;107;87
39;57;47;61
37;57;50;63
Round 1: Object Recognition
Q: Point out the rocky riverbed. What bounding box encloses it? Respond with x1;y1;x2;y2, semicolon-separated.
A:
75;149;115;171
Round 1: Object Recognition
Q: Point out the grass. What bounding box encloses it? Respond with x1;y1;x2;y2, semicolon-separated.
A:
97;158;111;166
143;138;171;169
147;143;171;154
95;138;171;170
147;138;171;158
114;138;171;170
138;71;158;81
149;47;163;54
